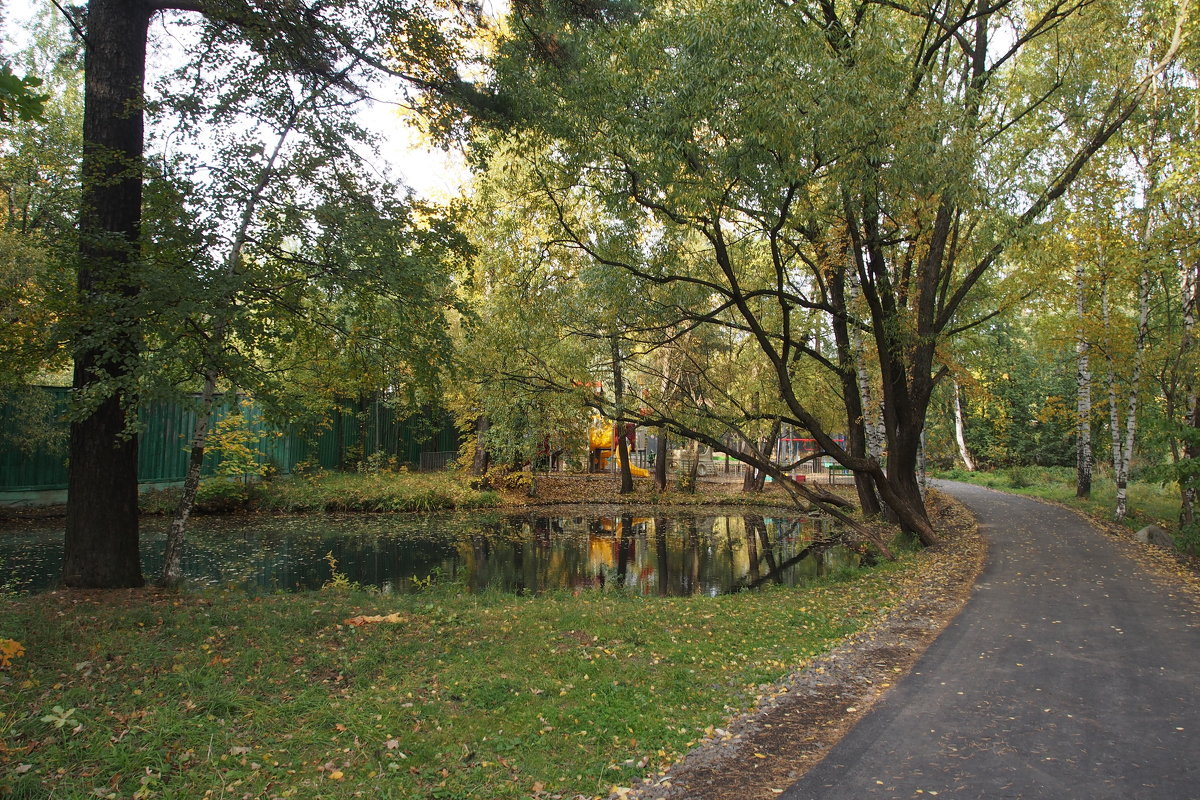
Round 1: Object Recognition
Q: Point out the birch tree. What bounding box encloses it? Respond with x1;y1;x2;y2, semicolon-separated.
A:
1075;260;1094;498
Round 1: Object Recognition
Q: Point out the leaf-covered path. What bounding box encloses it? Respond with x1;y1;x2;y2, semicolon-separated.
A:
782;481;1200;799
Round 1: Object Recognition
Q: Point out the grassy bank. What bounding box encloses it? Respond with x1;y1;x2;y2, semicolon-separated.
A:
1;555;918;800
129;470;830;519
935;466;1182;535
137;471;503;516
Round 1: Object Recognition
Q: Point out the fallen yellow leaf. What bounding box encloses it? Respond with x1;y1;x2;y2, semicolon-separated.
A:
345;613;406;627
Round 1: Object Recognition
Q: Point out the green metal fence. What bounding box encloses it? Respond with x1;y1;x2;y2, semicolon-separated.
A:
0;387;461;493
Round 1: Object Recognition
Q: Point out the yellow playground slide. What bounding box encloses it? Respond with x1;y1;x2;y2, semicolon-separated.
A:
588;421;650;477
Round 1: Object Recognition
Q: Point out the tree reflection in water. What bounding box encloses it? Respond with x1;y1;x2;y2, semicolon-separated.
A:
0;508;859;595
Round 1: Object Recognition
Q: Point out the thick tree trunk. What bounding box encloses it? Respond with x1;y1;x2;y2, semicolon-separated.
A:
879;403;939;546
1075;261;1093;499
754;420;780;492
836;268;883;515
471;415;491;477
684;437;700;494
653;427;668;491
953;379;975;472
610;336;634;494
741;435;758;492
63;1;153;589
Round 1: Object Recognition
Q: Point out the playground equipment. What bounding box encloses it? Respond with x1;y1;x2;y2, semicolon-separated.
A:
670;445;716;476
588;418;650;478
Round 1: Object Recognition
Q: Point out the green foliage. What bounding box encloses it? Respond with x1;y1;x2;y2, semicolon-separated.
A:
0;385;65;457
0;12;81;391
357;451;398;474
249;471;500;514
208;402;271;482
408;566;449;592
484;466;534;494
321;552;362;592
37;705;75;731
473;0;1170;547
133;466;499;516
0;63;47;122
928;318;1077;470
1007;465;1035;489
193;479;253;513
936;467;1180;532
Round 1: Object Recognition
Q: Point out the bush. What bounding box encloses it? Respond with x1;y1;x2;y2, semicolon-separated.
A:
138;486;182;515
485;466;533;494
1007;465;1034;489
195;479;252;512
250;471;500;514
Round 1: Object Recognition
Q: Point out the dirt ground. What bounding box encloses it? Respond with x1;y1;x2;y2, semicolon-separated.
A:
613;489;987;800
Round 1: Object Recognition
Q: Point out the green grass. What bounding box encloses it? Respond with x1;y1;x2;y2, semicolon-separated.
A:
0;557;917;799
139;471;502;516
935;466;1182;532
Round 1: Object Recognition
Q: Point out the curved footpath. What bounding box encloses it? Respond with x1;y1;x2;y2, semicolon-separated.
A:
782;480;1200;799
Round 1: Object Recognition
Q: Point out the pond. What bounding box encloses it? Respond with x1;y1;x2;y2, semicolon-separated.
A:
0;506;861;596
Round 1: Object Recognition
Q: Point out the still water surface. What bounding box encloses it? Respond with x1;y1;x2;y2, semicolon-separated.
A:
0;506;857;596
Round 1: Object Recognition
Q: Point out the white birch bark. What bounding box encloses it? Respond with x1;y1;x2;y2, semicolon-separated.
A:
1101;272;1150;525
1118;270;1152;523
1075;261;1093;498
1102;280;1126;520
953;379;975;472
849;273;885;461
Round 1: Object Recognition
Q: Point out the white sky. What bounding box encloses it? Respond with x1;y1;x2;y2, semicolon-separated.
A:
3;0;486;201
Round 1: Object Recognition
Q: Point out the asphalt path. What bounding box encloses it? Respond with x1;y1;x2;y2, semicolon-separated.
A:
781;480;1200;800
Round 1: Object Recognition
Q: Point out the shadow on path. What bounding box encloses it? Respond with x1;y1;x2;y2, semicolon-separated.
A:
782;480;1200;800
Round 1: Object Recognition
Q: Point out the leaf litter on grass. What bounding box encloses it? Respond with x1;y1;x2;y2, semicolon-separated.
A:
1;512;935;800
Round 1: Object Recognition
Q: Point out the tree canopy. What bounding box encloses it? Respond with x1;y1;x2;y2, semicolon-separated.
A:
2;0;1198;585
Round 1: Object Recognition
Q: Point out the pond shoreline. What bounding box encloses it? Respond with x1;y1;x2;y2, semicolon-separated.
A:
0;491;971;800
1;500;862;597
1;473;842;526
